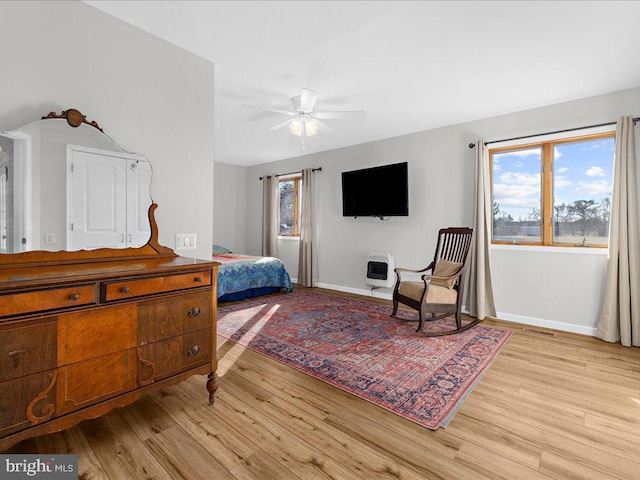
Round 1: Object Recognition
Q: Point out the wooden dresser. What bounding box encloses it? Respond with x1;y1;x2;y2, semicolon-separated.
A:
0;108;219;452
0;250;219;452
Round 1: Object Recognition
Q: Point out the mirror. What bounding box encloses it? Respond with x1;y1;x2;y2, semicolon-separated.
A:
0;109;152;254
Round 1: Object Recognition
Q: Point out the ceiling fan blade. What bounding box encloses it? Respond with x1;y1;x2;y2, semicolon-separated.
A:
265;118;294;132
314;110;367;120
241;104;295;116
299;88;319;113
312;119;334;134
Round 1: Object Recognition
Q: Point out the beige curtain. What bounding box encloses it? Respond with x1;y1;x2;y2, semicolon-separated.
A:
465;140;497;319
262;175;279;257
298;168;318;287
596;116;640;347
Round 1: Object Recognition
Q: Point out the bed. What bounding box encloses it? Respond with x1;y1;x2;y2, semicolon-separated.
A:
212;246;293;302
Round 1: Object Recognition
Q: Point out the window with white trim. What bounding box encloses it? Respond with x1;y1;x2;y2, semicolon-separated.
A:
490;131;615;247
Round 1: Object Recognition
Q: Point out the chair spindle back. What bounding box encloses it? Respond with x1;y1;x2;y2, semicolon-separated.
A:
434;227;473;267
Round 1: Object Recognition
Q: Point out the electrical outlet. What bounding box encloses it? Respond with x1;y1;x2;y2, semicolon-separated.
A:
176;233;197;250
335;258;341;267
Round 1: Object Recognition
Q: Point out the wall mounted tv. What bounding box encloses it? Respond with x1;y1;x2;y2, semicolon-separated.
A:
342;162;409;218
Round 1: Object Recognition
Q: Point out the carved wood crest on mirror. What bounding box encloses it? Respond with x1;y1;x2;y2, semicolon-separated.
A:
0;108;174;266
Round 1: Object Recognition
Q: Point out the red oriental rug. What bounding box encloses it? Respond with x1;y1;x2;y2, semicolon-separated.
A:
217;290;511;429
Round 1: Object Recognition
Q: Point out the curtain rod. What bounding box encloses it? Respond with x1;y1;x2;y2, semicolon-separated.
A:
259;167;322;180
468;117;639;149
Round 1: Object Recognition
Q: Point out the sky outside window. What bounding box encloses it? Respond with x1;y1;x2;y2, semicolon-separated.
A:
553;138;614;211
492;134;614;245
492;147;542;222
493;139;614;220
553;137;614;245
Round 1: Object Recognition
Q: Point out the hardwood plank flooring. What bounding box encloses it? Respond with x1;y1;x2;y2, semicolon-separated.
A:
6;287;640;479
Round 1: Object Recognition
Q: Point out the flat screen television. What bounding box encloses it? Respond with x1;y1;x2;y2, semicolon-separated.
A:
342;162;409;218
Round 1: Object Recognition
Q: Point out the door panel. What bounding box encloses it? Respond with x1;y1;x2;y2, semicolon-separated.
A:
67;150;127;250
126;160;152;247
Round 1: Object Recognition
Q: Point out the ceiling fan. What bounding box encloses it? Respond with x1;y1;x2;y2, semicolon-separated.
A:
241;88;367;148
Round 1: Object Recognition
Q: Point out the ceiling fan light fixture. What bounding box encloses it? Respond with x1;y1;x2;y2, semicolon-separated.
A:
305;120;318;136
289;119;318;137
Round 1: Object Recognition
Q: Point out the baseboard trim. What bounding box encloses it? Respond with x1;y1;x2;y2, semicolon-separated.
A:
315;283;596;337
493;311;597;337
316;282;393;301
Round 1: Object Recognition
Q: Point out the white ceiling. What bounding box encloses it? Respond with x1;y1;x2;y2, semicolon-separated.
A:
85;1;640;167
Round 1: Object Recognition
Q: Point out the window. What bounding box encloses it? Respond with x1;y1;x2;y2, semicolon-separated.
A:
491;132;615;247
279;176;301;236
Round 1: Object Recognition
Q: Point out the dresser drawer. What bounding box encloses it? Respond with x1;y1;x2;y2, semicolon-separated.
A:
137;291;212;345
0;285;97;318
57;303;137;365
57;350;137;415
0;370;57;437
0;319;57;383
137;330;211;385
103;271;211;302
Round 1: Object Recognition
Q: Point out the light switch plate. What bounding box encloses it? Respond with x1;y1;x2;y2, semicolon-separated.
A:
176;233;197;250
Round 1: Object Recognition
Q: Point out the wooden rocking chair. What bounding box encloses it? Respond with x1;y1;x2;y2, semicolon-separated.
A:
391;227;478;336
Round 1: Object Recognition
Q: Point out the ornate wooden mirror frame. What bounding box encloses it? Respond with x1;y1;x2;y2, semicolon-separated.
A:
0;109;175;268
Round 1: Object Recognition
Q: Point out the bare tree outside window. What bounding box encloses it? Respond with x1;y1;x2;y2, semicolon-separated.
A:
279;177;300;236
552;138;614;245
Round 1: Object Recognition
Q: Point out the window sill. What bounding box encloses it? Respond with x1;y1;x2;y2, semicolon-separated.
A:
491;244;608;255
278;236;300;241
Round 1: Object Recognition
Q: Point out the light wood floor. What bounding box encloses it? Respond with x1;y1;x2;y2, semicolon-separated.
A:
8;288;640;480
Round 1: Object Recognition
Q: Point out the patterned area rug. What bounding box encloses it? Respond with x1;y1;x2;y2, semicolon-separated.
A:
217;290;511;429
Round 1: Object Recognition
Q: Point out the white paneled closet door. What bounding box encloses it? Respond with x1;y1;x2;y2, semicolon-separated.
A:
0;165;8;253
126;159;152;247
67;150;127;250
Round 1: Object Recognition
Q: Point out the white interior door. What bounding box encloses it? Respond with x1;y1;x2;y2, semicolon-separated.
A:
0;165;8;253
67;150;127;250
0;133;26;253
126;160;152;247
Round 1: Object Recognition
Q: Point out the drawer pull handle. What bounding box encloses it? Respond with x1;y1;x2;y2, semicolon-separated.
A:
69;293;80;301
194;276;203;283
187;345;201;357
121;287;130;294
188;307;201;318
8;349;26;357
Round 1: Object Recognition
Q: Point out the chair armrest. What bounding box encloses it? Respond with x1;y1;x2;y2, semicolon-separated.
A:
421;268;464;283
394;262;434;274
394;263;434;284
395;267;427;274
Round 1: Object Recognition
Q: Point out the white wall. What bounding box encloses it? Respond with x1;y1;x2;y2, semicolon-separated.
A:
240;86;640;335
213;161;248;254
0;1;215;260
